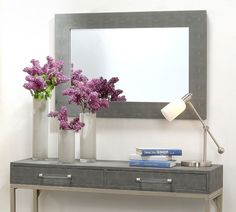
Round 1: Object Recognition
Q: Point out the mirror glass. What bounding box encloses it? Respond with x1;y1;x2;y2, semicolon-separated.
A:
71;27;189;102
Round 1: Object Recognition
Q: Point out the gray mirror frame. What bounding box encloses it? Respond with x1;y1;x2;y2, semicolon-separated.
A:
55;10;207;119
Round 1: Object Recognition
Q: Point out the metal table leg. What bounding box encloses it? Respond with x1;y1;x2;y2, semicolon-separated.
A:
204;198;211;212
33;190;40;212
213;193;223;212
10;187;16;212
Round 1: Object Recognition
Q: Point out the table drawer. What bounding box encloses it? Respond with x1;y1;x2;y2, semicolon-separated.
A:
105;170;207;193
11;166;104;188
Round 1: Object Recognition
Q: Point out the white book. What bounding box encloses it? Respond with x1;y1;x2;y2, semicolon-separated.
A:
129;153;173;161
136;148;182;156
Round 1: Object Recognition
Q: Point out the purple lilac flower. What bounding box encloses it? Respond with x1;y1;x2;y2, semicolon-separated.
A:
23;76;46;91
23;82;34;90
87;76;126;101
63;80;108;113
62;88;78;104
47;56;64;70
31;59;40;67
47;69;69;85
71;69;88;86
34;76;46;90
23;56;69;100
87;78;106;94
25;75;35;82
59;120;70;130
87;92;102;112
69;118;85;132
106;77;126;101
57;106;68;122
23;59;43;75
48;106;84;132
110;89;126;101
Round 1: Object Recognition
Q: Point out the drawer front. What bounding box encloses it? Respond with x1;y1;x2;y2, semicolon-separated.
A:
105;170;207;193
11;166;104;188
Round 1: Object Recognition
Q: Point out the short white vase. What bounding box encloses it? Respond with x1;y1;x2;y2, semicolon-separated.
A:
79;112;96;162
58;130;75;163
32;99;49;160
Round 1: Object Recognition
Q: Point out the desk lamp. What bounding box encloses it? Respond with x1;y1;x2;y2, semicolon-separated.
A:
161;93;224;167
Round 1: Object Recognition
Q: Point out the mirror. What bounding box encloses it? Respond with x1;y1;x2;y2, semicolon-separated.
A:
55;11;207;119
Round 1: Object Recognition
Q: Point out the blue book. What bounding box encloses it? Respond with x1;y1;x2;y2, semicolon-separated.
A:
136;148;182;156
129;159;176;168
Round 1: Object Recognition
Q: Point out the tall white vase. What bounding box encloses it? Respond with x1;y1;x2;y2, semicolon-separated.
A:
58;130;75;163
80;113;96;162
32;99;49;160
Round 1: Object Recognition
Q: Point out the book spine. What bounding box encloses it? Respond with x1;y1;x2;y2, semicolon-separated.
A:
138;149;182;156
129;160;176;168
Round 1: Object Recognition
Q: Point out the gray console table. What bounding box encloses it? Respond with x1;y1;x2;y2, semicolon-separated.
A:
10;159;223;212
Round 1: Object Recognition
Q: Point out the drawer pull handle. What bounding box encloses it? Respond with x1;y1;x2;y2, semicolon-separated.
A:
135;177;172;184
38;173;72;180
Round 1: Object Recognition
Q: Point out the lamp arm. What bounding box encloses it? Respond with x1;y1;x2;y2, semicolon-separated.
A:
187;102;224;154
205;128;224;154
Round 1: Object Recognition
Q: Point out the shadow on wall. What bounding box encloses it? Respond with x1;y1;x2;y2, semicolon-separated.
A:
40;191;209;212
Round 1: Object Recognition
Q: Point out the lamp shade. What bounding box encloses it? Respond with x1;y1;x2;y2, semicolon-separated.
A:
161;99;186;121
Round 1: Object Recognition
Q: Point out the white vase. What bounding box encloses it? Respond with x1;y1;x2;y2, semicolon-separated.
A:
32;99;49;160
58;130;75;163
79;112;96;162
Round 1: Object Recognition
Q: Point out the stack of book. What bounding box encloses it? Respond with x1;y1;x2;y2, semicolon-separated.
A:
129;148;182;168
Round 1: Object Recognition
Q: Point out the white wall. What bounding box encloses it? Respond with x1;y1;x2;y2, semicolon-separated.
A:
0;0;235;211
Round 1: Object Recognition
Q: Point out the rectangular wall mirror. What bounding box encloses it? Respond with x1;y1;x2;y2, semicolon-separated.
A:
55;11;207;119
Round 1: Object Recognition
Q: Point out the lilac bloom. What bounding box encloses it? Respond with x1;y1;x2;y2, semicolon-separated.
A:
30;59;40;67
48;106;84;132
23;67;40;76
34;76;46;90
71;69;88;86
110;89;126;101
108;77;119;84
23;76;46;91
87;92;101;113
23;82;34;90
47;69;69;85
57;106;68;122
69;118;85;132
59;120;70;130
46;56;64;70
23;56;69;100
100;98;109;108
41;64;49;75
25;75;35;82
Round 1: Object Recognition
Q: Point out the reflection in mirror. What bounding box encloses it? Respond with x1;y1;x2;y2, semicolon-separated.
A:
71;27;189;102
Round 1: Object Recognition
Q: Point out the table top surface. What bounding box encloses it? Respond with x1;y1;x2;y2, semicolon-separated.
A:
11;158;222;173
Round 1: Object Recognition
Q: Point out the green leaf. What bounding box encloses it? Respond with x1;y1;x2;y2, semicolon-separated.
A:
41;74;47;80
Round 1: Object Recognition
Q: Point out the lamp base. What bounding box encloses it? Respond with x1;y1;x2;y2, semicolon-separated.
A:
181;160;212;167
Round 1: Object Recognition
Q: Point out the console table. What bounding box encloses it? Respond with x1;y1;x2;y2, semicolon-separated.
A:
10;159;223;212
